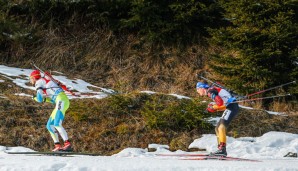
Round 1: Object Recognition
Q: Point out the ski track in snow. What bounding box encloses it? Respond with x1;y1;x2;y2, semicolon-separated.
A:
0;132;298;171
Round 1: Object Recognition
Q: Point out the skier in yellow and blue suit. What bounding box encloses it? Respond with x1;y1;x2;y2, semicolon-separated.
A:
29;70;72;152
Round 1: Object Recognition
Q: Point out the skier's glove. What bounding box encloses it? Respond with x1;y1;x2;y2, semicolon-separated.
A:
206;102;217;113
206;102;226;113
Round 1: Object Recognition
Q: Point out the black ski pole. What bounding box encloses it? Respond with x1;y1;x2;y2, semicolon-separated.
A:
246;81;296;98
232;94;291;103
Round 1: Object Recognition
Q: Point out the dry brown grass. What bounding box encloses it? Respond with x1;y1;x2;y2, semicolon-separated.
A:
228;108;298;138
6;26;209;98
270;100;298;114
1;88;297;155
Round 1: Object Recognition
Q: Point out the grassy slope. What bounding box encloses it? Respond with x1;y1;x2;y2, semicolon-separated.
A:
1;25;297;154
0;77;298;154
5;28;209;97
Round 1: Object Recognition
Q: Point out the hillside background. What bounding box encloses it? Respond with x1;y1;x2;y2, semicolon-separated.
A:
0;0;297;154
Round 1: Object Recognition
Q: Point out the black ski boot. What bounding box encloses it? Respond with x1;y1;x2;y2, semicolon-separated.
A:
210;142;227;157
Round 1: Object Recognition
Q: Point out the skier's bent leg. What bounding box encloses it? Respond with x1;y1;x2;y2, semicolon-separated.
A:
53;110;69;141
217;123;227;143
211;120;228;156
46;118;59;143
54;125;69;141
215;124;219;145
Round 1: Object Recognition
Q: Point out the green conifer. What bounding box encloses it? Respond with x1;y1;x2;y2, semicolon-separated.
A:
208;0;297;94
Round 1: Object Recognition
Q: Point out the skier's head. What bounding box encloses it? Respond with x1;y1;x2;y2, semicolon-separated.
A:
29;70;41;84
196;81;209;96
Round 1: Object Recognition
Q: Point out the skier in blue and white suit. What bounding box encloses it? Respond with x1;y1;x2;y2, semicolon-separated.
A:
29;70;72;152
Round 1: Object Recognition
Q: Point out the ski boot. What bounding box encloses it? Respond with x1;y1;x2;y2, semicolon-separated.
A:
210;142;227;157
62;140;72;152
52;143;62;152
